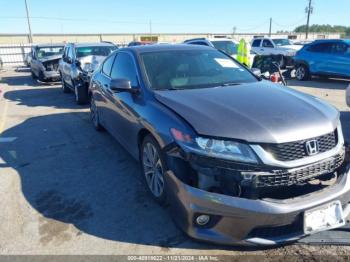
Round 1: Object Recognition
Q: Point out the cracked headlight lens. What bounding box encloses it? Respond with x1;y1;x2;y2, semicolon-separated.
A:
171;128;258;163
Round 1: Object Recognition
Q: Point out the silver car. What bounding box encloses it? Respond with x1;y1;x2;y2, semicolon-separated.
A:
30;44;64;82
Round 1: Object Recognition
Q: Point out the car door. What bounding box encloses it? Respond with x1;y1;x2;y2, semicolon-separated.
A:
64;46;75;86
251;39;262;54
307;42;333;74
30;47;39;76
261;39;275;55
329;42;350;77
107;51;141;154
93;53;116;130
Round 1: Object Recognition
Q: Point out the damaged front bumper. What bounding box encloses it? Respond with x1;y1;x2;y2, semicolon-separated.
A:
165;166;350;246
42;70;60;80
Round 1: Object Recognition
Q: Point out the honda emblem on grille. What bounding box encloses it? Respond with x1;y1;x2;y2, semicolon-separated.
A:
305;140;319;156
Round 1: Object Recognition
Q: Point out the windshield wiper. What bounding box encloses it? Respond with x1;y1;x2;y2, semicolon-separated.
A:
217;82;241;87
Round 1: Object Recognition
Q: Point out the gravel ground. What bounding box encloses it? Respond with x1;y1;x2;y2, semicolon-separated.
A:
0;68;350;260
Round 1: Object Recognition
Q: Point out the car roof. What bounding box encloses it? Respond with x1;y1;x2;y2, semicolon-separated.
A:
122;44;214;54
68;42;116;47
312;39;348;44
185;37;236;42
35;43;65;48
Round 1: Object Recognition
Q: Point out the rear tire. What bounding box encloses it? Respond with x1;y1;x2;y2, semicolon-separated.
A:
295;64;310;81
140;135;168;205
31;70;37;79
38;71;45;82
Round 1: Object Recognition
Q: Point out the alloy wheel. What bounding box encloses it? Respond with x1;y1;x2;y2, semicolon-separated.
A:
142;142;165;197
296;66;305;80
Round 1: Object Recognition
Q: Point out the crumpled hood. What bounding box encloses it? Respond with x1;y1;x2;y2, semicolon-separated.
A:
154;82;339;144
40;54;62;63
78;55;106;72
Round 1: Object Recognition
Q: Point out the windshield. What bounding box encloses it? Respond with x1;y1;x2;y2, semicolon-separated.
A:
141;49;257;90
76;46;116;58
37;46;64;59
211;41;237;56
272;39;292;46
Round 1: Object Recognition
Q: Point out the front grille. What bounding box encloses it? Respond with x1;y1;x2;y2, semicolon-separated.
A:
256;153;344;187
262;130;338;162
247;216;303;239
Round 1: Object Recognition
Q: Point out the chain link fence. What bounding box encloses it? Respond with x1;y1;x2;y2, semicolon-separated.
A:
0;44;33;67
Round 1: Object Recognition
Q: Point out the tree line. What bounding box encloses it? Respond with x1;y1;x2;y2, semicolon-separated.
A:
294;24;350;36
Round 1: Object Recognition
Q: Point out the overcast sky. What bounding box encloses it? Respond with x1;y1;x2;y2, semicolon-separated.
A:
0;0;349;34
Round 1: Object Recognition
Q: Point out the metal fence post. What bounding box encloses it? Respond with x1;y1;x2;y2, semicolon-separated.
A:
20;45;25;64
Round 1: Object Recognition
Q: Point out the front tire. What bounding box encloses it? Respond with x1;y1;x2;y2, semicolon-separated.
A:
90;96;104;131
141;135;167;204
295;64;310;81
73;80;89;105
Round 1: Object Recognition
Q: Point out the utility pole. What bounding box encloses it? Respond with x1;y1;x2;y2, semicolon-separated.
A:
305;0;313;39
24;0;33;43
269;18;272;37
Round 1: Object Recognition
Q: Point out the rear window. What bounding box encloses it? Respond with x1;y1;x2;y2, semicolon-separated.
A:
76;46;116;58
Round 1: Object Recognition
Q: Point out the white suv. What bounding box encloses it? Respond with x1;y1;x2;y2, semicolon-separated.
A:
251;38;302;56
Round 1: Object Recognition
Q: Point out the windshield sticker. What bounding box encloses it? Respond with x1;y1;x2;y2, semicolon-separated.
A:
214;58;239;68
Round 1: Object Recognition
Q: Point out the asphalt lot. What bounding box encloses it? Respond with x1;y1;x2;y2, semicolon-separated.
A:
0;68;350;258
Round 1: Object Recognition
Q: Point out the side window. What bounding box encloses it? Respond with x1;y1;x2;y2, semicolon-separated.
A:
252;39;261;47
110;52;138;87
63;47;69;59
102;54;116;76
331;43;347;54
307;43;332;53
262;40;274;48
68;47;74;59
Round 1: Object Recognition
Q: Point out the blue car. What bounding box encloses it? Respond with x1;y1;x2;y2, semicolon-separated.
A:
294;39;350;80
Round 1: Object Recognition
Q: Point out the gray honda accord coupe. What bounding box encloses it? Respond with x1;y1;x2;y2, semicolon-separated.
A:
89;44;350;246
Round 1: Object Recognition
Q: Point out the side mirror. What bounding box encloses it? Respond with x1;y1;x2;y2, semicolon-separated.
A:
251;68;262;77
66;57;72;64
110;78;139;94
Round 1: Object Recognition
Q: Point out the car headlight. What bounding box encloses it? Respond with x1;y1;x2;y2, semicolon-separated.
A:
170;128;258;163
83;63;93;72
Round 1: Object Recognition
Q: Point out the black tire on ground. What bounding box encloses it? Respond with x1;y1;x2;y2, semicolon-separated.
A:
38;71;46;82
295;64;310;81
73;81;89;105
140;134;168;205
90;96;104;131
31;70;37;79
61;74;70;93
